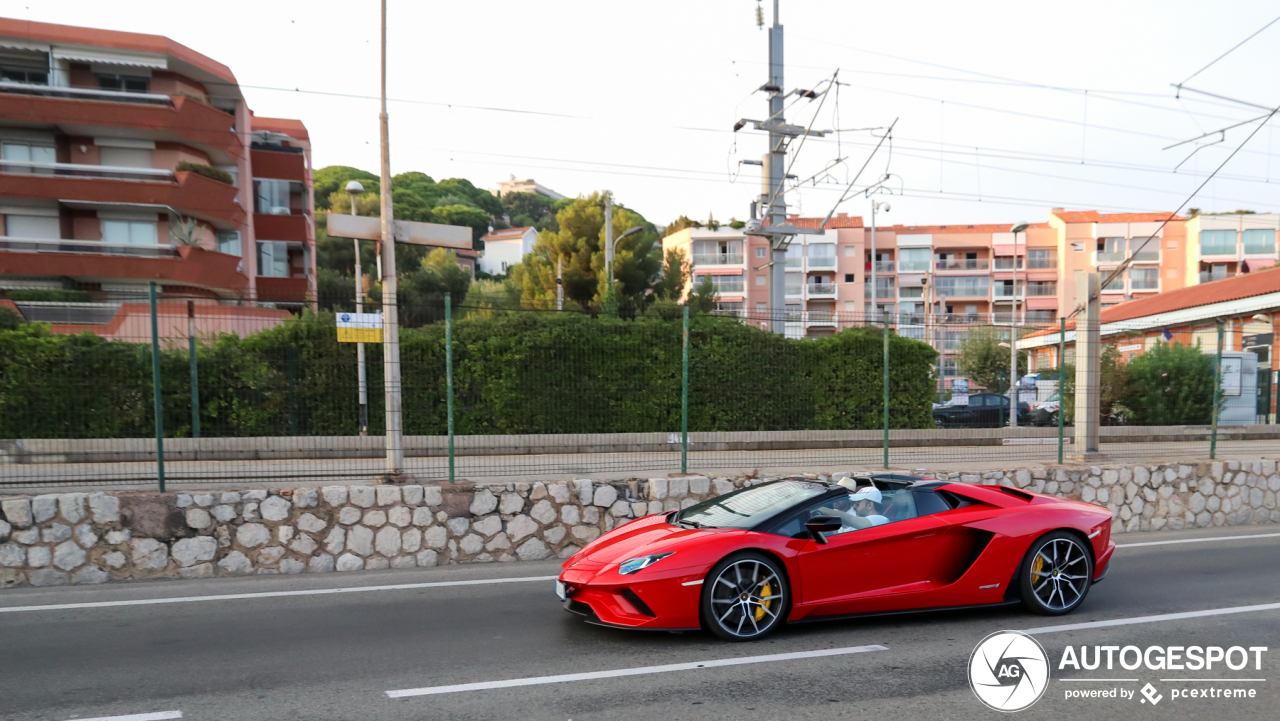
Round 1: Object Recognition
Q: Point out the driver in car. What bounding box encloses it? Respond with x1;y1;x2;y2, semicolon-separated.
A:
815;487;890;531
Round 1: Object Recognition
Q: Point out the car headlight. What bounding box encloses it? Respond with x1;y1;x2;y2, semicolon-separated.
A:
618;552;675;575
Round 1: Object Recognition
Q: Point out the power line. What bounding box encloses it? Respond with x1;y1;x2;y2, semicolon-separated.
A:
1181;14;1280;85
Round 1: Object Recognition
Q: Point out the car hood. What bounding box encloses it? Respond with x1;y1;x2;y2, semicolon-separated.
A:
565;513;704;570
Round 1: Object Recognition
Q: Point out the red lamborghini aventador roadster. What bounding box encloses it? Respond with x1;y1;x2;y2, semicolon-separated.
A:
557;475;1115;641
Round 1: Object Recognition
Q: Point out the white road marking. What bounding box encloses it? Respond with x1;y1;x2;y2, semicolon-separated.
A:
385;644;888;698
1024;602;1280;635
0;576;557;614
1116;532;1280;548
71;712;182;721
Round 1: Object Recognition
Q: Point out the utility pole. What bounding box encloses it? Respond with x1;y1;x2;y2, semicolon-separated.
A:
348;181;368;437
556;257;563;311
1009;222;1028;427
605;194;614;283
379;0;404;478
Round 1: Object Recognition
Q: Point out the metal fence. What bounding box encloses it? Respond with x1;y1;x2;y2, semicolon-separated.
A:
0;288;1272;491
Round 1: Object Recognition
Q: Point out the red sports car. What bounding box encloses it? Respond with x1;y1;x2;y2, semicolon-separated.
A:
557;475;1115;641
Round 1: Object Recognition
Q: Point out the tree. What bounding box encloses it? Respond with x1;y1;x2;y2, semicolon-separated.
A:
1121;341;1220;425
397;248;474;326
432;204;493;246
687;275;718;314
664;215;703;236
0;307;22;330
510;192;662;312
652;247;691;301
502;192;554;225
957;326;1028;393
1054;345;1128;423
313;166;378;210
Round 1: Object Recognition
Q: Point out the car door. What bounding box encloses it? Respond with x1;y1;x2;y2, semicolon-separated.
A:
794;506;949;615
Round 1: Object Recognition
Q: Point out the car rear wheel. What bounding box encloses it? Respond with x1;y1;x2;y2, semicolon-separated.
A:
701;551;789;641
1018;531;1093;615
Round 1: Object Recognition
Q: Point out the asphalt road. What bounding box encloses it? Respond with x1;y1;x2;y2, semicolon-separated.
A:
0;525;1277;721
5;439;1279;492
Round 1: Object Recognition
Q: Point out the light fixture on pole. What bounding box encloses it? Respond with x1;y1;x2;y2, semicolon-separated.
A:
608;225;643;283
1008;221;1029;427
346;180;368;437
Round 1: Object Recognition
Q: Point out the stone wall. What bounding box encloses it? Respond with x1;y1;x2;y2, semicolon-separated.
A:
1;461;1276;589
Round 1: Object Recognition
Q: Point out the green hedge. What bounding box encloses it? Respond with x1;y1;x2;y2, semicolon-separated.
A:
0;313;938;438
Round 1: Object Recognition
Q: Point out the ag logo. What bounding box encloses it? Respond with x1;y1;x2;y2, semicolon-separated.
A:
969;631;1050;712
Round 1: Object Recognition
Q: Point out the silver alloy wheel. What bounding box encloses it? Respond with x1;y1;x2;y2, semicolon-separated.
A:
1030;537;1089;611
708;558;785;639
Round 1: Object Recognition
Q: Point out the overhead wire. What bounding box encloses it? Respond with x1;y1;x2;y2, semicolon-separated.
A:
1180;14;1280;85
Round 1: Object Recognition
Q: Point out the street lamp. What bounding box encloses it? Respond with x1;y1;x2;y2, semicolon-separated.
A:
346;180;369;437
607;225;644;283
1008;221;1029;427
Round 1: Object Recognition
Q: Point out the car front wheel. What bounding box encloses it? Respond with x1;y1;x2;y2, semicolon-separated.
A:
1018;531;1093;615
701;551;790;641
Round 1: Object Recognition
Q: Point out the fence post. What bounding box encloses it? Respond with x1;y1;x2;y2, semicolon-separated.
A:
288;347;297;437
1211;320;1224;459
188;300;200;439
1057;316;1065;465
148;282;165;492
882;311;890;470
681;305;690;474
445;293;455;483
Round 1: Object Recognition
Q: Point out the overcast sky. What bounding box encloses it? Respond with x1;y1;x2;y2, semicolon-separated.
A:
7;1;1280;226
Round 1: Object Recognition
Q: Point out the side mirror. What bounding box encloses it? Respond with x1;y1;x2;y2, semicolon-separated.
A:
804;516;844;545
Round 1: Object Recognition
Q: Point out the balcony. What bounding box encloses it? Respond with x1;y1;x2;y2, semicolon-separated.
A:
1025;285;1057;297
785;256;804;268
805;311;837;326
1244;244;1276;256
1027;257;1057;269
256;276;310;304
1096;251;1125;263
935;259;989;271
935;285;988;299
992;286;1025;298
1200;269;1232;283
0;236;178;258
1129;278;1159;291
865;260;894;273
0;169;244;226
0;89;241;161
255;213;311;243
865;286;895;299
785;285;803;297
897;260;930;272
250;148;308;183
806;256;836;269
1130;249;1160;262
807;283;836;297
692;253;744;265
0;244;247;294
993;258;1024;270
0;159;175;182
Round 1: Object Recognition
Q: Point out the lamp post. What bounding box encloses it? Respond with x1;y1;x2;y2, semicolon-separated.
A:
347;180;368;436
1008;221;1029;427
603;195;642;284
869;201;890;319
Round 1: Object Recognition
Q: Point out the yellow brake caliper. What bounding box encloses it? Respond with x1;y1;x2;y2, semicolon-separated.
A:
1031;554;1045;581
755;578;773;622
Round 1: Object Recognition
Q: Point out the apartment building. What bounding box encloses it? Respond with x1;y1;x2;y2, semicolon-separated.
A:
1046;209;1187;311
0;18;315;331
1183;212;1280;287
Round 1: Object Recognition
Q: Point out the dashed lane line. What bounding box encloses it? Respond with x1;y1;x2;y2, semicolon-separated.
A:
1024;601;1280;635
1115;532;1280;548
70;712;182;721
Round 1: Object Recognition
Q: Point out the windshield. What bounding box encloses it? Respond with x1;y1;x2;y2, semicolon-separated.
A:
675;480;827;530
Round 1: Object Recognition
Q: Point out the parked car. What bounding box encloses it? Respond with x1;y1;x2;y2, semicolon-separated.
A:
932;393;1030;428
1027;393;1061;426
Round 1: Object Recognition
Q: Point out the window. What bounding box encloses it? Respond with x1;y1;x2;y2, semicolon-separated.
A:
844;273;854;283
755;274;766;286
1243;229;1275;255
4;213;60;239
755;302;767;313
102;220;156;245
772;486;921;539
1026;281;1056;296
216;230;241;257
1072;242;1085;252
1097;237;1125;261
1166;240;1179;251
678;480;828;531
806;243;835;268
1025;310;1054;324
1027;248;1055;269
899;247;931;272
755;247;767;258
1201;229;1237;255
934;276;988;296
1129;237;1159;261
899;286;923;298
941;357;958;376
254;179;292;215
843;245;857;257
1130;267;1159;290
500;261;508;272
258;241;290;277
97;73;149;93
1;141;56;174
0;66;48;85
